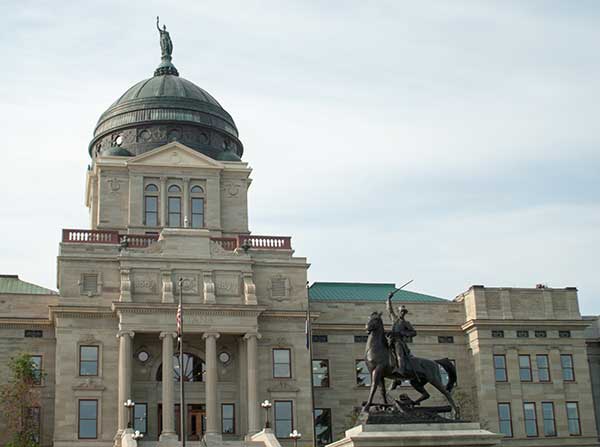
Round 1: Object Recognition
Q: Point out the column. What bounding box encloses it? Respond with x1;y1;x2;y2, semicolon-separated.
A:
117;331;135;432
160;332;177;441
203;332;221;434
244;332;261;434
160;176;167;226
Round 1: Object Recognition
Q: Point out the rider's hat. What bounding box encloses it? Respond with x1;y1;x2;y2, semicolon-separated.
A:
399;305;409;315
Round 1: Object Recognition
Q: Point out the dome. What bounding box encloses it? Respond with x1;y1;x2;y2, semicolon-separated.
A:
89;25;243;161
215;148;242;162
103;146;133;157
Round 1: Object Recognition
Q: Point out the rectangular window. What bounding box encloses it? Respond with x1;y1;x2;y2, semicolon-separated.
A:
314;408;332;447
168;197;181;227
134;403;147;434
519;355;532;382
80;346;99;376
354;335;368;343
312;335;328;343
145;196;158;226
517;330;529;338
437;336;454;343
273;349;291;378
493;355;507;382
541;402;556;436
24;330;43;338
355;360;371;387
31;355;42;385
221;404;235;434
559;330;571;338
78;399;98;439
191;197;204;228
274;401;293;438
497;403;512;437
82;274;98;295
566;402;581;435
26;407;41;443
312;359;330;387
561;354;575;381
523;403;538;437
536;355;550;382
492;330;504;338
535;330;547;338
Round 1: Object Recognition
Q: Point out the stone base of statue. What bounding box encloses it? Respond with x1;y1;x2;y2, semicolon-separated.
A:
328;422;502;447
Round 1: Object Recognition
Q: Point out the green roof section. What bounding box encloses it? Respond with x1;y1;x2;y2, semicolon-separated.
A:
308;282;447;303
0;275;57;295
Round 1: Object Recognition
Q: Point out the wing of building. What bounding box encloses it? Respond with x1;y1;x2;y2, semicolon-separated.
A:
1;30;599;447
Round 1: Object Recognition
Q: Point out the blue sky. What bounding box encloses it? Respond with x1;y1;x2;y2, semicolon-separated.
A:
1;1;599;312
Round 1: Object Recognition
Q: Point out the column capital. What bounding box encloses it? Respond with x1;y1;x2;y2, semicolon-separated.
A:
159;331;177;340
116;330;135;339
243;332;262;341
203;332;221;340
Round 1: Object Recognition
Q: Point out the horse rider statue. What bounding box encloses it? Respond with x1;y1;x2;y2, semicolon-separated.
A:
387;291;417;378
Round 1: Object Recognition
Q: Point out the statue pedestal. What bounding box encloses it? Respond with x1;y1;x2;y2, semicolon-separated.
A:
328;423;502;447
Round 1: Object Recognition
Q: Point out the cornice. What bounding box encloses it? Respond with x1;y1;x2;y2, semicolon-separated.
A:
49;305;114;320
0;318;53;328
311;323;462;332
112;302;267;317
461;319;592;332
260;310;320;320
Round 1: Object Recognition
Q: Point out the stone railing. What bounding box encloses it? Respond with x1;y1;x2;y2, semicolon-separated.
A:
211;235;292;251
62;229;158;248
122;234;159;248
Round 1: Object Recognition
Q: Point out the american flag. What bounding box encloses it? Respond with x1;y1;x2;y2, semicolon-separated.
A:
176;303;182;339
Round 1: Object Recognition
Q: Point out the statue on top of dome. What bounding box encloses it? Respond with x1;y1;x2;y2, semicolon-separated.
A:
156;16;173;60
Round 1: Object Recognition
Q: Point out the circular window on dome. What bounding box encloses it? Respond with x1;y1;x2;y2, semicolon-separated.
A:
138;129;151;142
115;135;123;146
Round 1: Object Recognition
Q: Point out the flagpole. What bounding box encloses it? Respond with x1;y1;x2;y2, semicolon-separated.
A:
178;277;186;447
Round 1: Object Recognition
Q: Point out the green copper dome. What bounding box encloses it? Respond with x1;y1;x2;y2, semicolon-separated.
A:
89;21;243;161
103;146;133;157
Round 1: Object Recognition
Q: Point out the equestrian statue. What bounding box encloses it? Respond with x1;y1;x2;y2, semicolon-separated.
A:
362;281;460;419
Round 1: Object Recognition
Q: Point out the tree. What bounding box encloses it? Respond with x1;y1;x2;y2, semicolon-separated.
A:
0;353;43;447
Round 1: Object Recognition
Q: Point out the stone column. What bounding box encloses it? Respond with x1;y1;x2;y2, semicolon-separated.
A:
160;176;167;226
159;332;177;442
244;332;261;434
203;332;221;434
116;330;135;432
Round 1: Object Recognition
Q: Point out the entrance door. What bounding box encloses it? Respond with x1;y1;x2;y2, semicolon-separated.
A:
158;404;206;441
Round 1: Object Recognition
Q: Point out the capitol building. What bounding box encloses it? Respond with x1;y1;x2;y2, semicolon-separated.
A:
1;29;600;447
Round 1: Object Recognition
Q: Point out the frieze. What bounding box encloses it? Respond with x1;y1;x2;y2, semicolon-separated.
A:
133;272;159;294
215;272;241;296
173;274;199;295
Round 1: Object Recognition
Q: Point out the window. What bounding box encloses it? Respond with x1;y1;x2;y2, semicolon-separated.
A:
541;402;556;436
134;403;147;434
517;330;529;338
314;408;332;446
144;184;159;226
566;402;581;435
312;335;328;343
535;330;547;338
354;335;368;343
439;359;456;386
26;407;41;443
273;349;292;378
221;404;235;434
492;330;504;338
168;184;182;227
493;355;507;382
80;346;99;376
356;360;371;386
519;355;532;382
559;330;571;338
523;403;538;437
536;355;550;382
78;400;98;439
190;185;205;228
82;274;98;295
156;353;205;382
31;355;42;385
312;360;330;387
497;403;512;437
561;354;575;381
438;336;454;343
25;330;43;338
274;401;293;438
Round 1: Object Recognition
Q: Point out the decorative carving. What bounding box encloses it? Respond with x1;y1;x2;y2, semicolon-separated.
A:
243;273;257;305
269;276;290;299
120;269;131;302
210;240;237;257
222;182;241;197
133;274;158;294
107;177;122;193
162;271;174;303
215;273;241;297
72;378;105;391
203;272;216;304
267;381;300;393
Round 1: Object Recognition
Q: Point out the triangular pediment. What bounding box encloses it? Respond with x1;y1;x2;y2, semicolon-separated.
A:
127;142;225;169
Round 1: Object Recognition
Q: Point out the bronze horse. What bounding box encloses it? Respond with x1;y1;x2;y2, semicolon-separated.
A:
363;311;459;418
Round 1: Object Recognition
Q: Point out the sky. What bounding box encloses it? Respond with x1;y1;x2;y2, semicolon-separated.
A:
0;1;599;313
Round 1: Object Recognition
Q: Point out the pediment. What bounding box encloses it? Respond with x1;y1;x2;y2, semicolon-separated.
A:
127;142;225;169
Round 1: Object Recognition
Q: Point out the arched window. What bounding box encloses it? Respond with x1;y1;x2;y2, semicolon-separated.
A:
167;184;182;227
190;185;205;228
144;184;159;226
156;353;205;382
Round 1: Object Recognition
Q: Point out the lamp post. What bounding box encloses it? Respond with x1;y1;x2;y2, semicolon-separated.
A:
290;429;302;447
261;400;272;429
132;430;144;441
124;399;135;429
